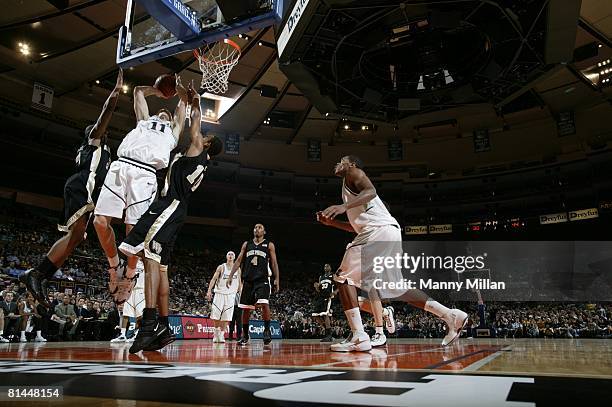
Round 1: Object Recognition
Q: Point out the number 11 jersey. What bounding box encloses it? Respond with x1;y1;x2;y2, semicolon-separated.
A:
117;115;177;170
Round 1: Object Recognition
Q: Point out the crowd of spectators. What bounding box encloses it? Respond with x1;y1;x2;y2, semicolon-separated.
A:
1;203;611;342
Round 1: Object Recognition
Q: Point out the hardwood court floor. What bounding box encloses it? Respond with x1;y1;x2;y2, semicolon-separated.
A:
0;338;610;406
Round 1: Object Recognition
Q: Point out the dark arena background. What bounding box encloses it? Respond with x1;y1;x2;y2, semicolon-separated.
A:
0;0;611;406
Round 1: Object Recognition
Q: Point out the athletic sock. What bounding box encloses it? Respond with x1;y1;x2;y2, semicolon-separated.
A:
264;320;270;330
344;307;365;335
143;308;156;322
120;327;126;337
424;300;451;319
375;326;384;335
382;307;390;317
37;256;58;278
242;323;249;338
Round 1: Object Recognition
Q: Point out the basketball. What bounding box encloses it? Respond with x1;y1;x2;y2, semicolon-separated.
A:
154;74;176;99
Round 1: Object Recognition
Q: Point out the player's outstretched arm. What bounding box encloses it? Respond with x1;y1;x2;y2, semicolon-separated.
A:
227;242;247;287
133;85;164;122
89;69;123;140
171;75;189;142
186;82;204;153
269;242;280;293
206;265;222;301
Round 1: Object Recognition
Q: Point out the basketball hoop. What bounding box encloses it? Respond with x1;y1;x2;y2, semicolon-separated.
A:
193;39;241;95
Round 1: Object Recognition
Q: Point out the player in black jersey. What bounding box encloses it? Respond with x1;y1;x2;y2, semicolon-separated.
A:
20;69;123;307
120;84;222;353
312;264;336;342
227;223;280;345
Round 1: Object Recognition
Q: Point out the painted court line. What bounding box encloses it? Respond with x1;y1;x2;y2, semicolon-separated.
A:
462;345;512;372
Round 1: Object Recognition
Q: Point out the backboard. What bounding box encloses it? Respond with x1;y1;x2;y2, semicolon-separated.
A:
117;0;284;68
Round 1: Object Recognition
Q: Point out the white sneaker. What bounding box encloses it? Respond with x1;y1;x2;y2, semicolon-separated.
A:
330;332;371;352
383;306;396;334
20;337;28;343
212;331;219;343
0;337;9;343
125;335;135;343
442;309;469;346
35;336;47;342
217;331;225;343
110;335;127;343
370;332;387;347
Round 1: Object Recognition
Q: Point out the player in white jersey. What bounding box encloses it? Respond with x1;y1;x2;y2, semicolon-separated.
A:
207;251;241;343
93;75;189;304
317;155;468;352
111;260;145;343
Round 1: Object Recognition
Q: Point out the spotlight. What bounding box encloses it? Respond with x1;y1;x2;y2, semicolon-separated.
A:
122;84;129;93
344;124;349;130
258;41;263;46
95;80;100;84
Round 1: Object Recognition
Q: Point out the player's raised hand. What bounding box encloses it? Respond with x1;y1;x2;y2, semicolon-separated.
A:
274;279;280;293
175;74;188;101
114;68;124;91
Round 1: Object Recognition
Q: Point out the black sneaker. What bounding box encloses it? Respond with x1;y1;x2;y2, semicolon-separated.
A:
19;269;50;308
263;327;272;345
237;336;249;346
143;328;176;351
320;334;333;342
129;322;167;354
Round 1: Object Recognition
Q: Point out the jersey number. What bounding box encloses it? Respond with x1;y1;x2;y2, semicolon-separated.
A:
186;165;207;191
321;282;329;290
251;256;258;266
150;122;167;133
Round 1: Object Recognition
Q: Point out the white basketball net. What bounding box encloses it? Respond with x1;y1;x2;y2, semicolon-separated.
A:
194;39;241;95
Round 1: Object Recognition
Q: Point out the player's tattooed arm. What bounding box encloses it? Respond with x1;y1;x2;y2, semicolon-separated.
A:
89;68;123;140
133;84;164;122
227;241;247;287
269;242;280;293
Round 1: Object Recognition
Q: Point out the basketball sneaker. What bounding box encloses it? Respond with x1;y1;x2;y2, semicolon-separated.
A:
383;306;396;334
330;331;371;352
320;333;334;342
143;329;176;352
129;322;168;354
0;336;9;343
217;330;226;343
19;269;50;308
110;334;126;343
441;309;469;346
370;332;387;347
237;335;250;346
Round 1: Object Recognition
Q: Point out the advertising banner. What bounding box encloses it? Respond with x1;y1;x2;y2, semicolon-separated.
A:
164;316;282;339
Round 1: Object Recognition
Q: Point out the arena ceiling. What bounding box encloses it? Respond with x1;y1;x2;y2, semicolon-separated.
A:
0;0;610;146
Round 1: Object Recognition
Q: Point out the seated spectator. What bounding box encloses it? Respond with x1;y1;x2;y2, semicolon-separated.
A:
1;291;20;341
53;294;78;340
